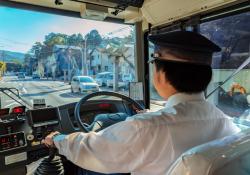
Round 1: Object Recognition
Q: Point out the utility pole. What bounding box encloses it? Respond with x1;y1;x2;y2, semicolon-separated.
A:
84;37;88;75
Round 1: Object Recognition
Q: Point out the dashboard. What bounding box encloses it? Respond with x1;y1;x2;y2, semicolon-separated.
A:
0;99;136;175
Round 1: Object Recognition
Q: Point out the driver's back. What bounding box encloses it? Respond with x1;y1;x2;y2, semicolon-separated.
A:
130;93;240;175
53;93;240;175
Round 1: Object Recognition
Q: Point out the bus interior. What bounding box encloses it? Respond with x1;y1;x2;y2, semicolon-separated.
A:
0;0;249;175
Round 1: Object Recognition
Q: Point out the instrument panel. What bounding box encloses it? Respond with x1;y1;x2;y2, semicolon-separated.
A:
0;100;132;175
0;132;26;152
68;108;113;128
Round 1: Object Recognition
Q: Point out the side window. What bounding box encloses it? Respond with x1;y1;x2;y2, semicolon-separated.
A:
200;12;250;119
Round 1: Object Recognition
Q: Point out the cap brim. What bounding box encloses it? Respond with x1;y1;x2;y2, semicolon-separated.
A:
148;31;221;52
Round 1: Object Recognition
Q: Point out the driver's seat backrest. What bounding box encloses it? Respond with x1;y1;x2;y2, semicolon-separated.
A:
166;128;250;175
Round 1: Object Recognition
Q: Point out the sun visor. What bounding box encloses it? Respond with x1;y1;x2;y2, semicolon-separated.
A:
141;0;239;27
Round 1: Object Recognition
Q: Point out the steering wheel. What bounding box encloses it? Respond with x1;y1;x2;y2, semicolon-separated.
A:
74;91;144;132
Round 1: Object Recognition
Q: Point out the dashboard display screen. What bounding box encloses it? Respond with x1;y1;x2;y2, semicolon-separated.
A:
29;108;59;127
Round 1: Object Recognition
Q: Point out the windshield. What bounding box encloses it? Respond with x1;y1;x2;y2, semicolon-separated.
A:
79;77;94;83
0;6;135;109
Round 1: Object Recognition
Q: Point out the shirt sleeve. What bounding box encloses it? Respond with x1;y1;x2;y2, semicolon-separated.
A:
53;119;145;174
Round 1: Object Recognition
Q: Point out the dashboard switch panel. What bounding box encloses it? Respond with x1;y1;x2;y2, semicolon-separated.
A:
0;132;26;152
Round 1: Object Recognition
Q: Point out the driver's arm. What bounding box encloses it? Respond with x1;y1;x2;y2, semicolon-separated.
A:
53;118;146;174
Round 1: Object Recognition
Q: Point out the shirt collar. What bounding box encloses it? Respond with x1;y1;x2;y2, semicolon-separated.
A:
165;92;205;108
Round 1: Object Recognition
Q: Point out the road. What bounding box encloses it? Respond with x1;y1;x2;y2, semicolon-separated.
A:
0;76;164;111
0;76;80;109
0;76;127;109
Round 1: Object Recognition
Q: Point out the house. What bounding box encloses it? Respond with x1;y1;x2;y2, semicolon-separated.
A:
89;48;113;75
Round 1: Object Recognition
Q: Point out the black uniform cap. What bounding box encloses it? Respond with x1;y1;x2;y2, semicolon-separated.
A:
148;31;221;65
148;31;221;52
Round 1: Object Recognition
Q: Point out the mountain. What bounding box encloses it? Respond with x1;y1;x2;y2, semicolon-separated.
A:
0;50;25;63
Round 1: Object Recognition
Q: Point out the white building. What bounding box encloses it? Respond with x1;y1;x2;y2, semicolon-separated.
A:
89;45;135;78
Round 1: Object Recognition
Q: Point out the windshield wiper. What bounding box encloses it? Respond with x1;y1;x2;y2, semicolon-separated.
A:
206;56;250;99
0;87;33;109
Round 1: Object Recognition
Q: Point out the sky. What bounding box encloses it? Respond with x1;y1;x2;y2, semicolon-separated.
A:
0;6;132;53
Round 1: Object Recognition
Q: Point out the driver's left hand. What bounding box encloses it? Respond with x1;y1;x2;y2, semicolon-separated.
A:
42;131;60;147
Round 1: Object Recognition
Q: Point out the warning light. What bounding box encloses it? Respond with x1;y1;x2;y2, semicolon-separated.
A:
12;106;25;114
98;103;111;108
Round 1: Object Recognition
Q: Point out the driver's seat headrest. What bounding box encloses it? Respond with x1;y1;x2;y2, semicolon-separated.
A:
167;128;250;175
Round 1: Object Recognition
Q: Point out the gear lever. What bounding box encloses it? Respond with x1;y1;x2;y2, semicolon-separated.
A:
34;148;64;175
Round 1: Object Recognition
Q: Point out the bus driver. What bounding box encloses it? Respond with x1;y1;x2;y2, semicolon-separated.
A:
43;31;240;175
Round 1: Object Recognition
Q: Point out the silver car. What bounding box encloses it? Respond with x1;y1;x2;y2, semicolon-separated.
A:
71;76;100;93
95;72;113;86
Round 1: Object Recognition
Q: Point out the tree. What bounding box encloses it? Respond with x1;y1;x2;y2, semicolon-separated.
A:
0;61;6;76
67;33;84;47
103;37;135;69
85;30;102;49
100;41;135;91
6;62;22;73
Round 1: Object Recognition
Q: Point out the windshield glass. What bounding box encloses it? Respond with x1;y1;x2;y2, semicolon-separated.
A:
0;6;135;109
79;77;94;83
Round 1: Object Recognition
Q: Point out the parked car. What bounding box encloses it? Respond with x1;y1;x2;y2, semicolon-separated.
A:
95;72;113;86
106;75;127;88
71;76;100;93
122;74;134;82
32;73;40;79
17;72;25;79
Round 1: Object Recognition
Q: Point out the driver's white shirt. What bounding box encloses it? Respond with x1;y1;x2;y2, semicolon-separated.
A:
54;92;240;175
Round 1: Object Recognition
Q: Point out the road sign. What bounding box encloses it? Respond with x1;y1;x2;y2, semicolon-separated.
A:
129;82;144;101
33;99;46;109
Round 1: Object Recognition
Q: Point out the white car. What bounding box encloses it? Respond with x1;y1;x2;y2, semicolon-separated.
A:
71;76;100;93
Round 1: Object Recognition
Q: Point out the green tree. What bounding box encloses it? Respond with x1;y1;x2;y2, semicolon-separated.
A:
85;30;102;49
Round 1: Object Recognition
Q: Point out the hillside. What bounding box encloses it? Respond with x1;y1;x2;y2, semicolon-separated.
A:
0;50;25;63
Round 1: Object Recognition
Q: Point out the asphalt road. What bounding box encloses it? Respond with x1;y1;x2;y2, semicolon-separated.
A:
0;76;125;109
0;76;76;109
0;76;164;111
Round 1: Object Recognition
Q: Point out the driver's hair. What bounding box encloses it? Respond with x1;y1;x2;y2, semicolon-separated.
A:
154;55;212;93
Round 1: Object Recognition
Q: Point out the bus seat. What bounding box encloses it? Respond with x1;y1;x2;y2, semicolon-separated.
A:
166;128;250;175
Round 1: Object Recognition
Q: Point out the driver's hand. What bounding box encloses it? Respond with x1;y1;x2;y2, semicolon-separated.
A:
136;109;150;114
131;104;149;114
42;131;60;147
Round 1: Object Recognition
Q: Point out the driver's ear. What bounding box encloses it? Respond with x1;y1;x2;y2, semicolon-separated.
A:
153;66;162;84
159;70;168;84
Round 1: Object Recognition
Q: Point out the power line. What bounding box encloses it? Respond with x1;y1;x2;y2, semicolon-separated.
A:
0;36;32;46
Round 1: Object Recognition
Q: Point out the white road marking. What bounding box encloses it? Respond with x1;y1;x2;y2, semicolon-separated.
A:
21;87;27;94
64;93;80;98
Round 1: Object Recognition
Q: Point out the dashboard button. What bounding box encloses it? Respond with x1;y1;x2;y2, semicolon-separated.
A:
19;140;24;146
27;134;34;141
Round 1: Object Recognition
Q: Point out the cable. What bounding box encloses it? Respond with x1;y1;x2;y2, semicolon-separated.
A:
35;148;64;175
